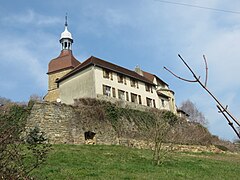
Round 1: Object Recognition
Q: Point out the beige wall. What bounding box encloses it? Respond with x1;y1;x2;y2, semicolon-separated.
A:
57;65;177;113
159;89;177;113
94;66;160;108
59;66;96;104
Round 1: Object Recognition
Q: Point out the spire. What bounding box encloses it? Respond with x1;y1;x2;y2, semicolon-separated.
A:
65;13;68;27
60;14;73;51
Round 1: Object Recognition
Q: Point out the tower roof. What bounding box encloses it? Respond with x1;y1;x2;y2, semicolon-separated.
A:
60;26;73;40
47;50;80;74
60;15;73;40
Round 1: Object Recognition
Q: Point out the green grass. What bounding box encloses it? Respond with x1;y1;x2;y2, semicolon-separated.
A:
31;144;240;180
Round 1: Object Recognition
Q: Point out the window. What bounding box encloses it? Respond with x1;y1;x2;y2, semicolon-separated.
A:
117;74;124;83
146;98;152;107
153;99;156;108
138;95;142;105
112;88;116;98
161;99;165;107
130;79;138;88
145;84;150;92
103;69;113;80
126;92;129;101
103;85;111;97
145;84;153;93
56;78;59;88
131;93;138;103
118;90;125;100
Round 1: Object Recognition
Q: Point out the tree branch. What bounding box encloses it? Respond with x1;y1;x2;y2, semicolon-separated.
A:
203;55;208;87
163;67;198;83
164;54;240;139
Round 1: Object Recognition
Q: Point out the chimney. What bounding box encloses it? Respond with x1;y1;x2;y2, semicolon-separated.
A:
135;65;143;76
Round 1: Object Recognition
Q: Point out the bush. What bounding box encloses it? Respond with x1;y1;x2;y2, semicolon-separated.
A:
0;103;51;179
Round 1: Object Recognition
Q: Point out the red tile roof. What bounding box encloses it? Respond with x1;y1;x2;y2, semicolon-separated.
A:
142;70;168;86
47;50;80;74
57;56;155;85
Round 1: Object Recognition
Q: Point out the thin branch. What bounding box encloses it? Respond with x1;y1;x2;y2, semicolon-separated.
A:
217;105;240;139
203;55;208;87
164;54;240;139
163;67;198;83
178;54;199;80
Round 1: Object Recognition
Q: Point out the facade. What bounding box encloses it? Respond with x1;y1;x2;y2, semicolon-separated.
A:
44;18;177;114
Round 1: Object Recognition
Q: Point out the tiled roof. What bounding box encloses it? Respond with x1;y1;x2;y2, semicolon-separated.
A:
142;70;168;86
47;50;80;74
57;56;154;85
142;71;155;82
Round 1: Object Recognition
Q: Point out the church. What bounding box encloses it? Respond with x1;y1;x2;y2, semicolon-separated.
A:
44;17;177;114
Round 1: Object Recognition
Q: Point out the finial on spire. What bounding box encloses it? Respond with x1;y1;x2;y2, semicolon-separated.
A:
65;13;68;27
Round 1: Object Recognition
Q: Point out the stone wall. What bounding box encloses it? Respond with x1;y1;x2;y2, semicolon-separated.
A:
26;102;119;145
26;101;227;153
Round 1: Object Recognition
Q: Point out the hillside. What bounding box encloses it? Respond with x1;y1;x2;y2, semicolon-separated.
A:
31;144;240;179
1;100;239;179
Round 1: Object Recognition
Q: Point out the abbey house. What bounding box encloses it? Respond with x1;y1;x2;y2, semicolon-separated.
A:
44;17;177;113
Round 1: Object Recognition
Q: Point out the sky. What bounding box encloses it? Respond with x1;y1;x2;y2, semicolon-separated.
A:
1;0;240;141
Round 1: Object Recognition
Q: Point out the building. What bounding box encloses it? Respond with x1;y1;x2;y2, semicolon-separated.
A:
44;18;177;113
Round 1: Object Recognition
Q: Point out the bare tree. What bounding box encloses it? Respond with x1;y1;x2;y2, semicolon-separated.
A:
0;96;11;105
164;54;240;139
180;100;208;126
151;110;178;165
30;94;43;102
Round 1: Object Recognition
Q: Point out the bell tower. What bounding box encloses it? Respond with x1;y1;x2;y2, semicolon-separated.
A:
44;15;80;102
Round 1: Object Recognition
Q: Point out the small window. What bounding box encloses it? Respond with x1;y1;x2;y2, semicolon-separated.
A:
112;88;116;98
64;42;67;48
130;79;138;88
56;78;59;88
138;95;142;105
161;99;165;107
118;90;125;100
145;84;150;92
146;84;153;93
103;85;111;97
103;69;113;80
117;74;124;83
146;98;152;107
131;93;138;103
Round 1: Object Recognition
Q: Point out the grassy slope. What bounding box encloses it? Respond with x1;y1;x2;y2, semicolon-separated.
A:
31;144;240;180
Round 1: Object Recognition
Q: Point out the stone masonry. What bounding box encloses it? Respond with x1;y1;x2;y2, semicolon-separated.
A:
26;101;119;144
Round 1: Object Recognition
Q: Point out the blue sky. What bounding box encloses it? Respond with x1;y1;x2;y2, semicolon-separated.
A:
1;0;240;141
